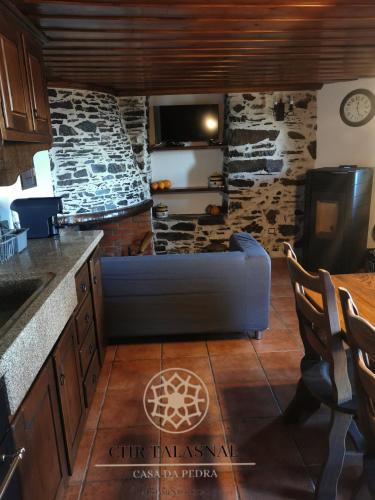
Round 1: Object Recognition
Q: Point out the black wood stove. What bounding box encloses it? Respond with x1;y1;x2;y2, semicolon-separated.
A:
302;166;373;274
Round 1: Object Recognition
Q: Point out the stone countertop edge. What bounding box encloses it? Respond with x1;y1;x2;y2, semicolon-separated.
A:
0;229;103;416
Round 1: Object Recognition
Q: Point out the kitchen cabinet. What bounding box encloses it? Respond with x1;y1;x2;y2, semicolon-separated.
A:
6;244;106;499
0;3;52;144
0;13;32;139
53;317;86;474
23;33;51;138
89;247;106;365
12;359;68;500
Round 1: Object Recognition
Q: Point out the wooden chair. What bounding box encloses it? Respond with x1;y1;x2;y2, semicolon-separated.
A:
283;243;358;500
339;288;375;499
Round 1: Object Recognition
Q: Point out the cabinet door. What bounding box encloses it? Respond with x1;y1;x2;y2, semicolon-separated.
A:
89;247;106;365
53;317;86;473
0;15;32;139
12;359;67;500
23;35;51;138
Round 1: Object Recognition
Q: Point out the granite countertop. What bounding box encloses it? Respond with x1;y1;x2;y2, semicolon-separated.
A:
0;229;103;415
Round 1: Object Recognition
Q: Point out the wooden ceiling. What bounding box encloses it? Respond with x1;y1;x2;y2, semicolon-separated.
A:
13;0;375;95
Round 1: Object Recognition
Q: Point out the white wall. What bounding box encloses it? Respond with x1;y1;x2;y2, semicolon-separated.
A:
317;78;375;246
0;150;54;227
149;94;224;214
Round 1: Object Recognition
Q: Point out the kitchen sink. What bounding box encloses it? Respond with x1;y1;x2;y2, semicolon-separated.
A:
0;273;55;335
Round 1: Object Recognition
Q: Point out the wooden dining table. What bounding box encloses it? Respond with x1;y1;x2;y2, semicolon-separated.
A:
332;273;375;327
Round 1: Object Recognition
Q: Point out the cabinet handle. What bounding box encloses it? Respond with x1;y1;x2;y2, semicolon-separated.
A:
93;276;97;285
59;373;65;386
0;448;26;500
89;344;94;355
85;313;91;323
80;283;88;293
92;374;97;385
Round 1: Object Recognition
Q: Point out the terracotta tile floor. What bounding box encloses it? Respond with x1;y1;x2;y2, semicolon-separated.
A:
64;259;366;500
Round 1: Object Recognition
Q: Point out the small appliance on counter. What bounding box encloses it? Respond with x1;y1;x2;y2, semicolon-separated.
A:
10;197;63;238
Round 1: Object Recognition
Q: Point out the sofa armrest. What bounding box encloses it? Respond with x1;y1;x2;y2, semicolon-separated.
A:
229;232;271;332
229;232;270;260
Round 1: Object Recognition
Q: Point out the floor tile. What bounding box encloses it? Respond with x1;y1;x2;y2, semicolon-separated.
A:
162;340;208;359
271;381;298;413
99;388;152;429
236;465;314;500
162;356;215;386
159;421;228;465
115;343;162;361
86;426;160;482
207;337;254;357
271;284;294;298
64;484;82;500
108;358;161;391
210;352;267;384
258;351;303;384
288;411;331;466
251;329;302;354
271;296;296;312
160;470;238;500
81;479;158;500
224;418;305;469
268;311;287;330
217;381;280;421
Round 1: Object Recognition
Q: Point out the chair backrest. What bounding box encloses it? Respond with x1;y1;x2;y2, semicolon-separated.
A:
283;242;352;404
339;288;375;453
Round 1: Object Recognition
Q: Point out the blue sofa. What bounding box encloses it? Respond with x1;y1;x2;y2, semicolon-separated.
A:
101;232;271;340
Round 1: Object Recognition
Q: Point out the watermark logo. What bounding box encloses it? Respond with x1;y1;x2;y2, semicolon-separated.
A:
143;368;209;434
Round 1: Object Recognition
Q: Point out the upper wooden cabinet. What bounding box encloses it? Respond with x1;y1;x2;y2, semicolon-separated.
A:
0;3;52;144
23;33;51;138
0;16;32;138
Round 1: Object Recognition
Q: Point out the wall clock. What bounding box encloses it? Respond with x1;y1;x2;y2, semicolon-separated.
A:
340;89;375;127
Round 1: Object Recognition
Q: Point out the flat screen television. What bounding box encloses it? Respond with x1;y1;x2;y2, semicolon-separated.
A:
153;104;221;143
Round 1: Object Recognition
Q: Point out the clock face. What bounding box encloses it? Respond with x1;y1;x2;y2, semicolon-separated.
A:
340;89;375;127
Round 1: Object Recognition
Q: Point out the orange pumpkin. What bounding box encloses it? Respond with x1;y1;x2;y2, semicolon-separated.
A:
210;205;221;216
151;182;159;191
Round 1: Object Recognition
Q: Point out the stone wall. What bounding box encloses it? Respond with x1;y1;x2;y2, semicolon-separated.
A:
118;96;151;188
153;91;317;256
48;88;149;215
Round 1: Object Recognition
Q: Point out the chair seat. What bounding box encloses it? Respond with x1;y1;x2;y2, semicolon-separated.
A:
301;354;357;414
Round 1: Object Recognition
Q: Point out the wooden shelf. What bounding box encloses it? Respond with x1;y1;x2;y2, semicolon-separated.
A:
152;213;226;225
152;186;225;195
149;144;227;152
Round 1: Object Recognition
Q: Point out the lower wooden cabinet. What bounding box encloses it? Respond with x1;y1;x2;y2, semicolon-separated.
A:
83;351;100;408
89;248;105;365
53;317;86;473
9;245;106;499
12;359;68;500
